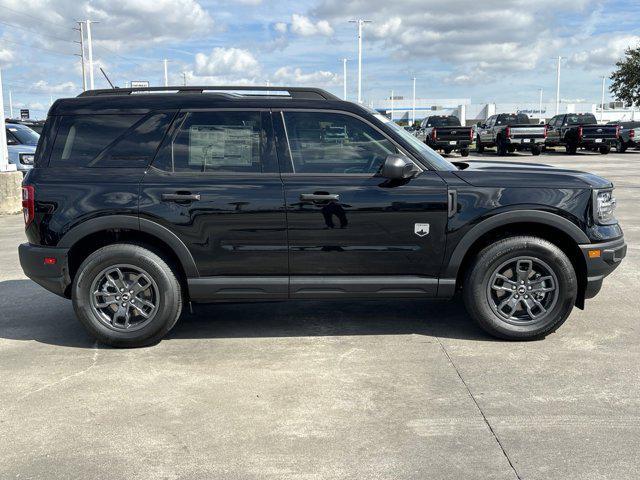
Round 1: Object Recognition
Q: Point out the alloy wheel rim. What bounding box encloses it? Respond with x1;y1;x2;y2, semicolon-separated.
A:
89;264;159;332
486;256;559;325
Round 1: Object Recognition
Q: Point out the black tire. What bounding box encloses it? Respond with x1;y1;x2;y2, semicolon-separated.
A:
507;145;516;153
566;143;577;155
72;243;183;348
443;147;452;154
531;145;541;156
599;145;610;154
476;136;484;153
496;137;507;156
463;236;577;340
617;140;627;153
460;148;470;157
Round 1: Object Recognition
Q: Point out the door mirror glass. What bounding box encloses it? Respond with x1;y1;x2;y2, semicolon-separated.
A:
380;154;417;179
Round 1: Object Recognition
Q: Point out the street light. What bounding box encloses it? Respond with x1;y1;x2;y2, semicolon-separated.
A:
340;58;348;100
412;76;417;126
349;19;372;104
600;76;606;122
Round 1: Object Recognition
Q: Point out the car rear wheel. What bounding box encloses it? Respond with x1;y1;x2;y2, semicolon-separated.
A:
566;143;577;154
496;137;507;156
463;236;577;340
531;146;541;155
460;148;470;157
443;147;452;154
72;243;183;347
599;145;610;154
617;140;627;153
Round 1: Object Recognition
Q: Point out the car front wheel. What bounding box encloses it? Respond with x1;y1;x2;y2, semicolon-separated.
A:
72;243;183;347
463;236;577;340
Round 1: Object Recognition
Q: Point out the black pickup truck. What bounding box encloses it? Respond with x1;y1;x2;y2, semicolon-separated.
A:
546;113;618;154
417;115;472;156
608;120;638;152
475;113;546;155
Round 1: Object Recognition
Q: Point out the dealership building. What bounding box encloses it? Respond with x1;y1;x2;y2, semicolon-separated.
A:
373;97;639;125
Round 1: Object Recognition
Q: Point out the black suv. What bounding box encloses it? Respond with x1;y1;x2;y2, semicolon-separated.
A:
19;86;626;347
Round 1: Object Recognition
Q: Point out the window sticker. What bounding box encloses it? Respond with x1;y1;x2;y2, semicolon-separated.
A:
188;125;254;166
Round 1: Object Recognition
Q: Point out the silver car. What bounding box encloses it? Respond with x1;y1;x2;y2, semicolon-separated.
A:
6;123;39;173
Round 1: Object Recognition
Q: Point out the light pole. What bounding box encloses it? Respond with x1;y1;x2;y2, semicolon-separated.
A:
8;90;13;118
182;72;187;86
75;21;87;92
600;76;606;122
341;58;348;100
85;20;95;90
349;19;371;104
412;76;416;126
555;56;563;115
390;90;394;121
0;66;15;171
163;59;169;87
538;88;543;121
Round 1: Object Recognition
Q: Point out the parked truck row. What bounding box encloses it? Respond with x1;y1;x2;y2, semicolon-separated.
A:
414;112;635;157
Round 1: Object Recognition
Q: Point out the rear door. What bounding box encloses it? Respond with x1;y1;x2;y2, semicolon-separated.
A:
275;109;449;298
139;109;289;299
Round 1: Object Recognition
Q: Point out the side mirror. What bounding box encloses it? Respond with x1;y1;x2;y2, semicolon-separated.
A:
380;154;418;180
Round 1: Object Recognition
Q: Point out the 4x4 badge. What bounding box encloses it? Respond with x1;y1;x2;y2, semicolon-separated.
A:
414;223;430;237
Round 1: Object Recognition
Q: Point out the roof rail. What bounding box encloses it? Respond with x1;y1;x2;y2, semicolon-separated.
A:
77;85;341;101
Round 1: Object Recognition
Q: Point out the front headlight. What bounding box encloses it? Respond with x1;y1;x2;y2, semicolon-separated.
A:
593;189;617;225
19;153;35;165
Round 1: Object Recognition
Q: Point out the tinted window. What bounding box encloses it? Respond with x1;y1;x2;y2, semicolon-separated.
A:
425;116;460;127
51;115;144;167
170;111;271;173
6;124;39;145
284;111;397;174
88;113;174;167
565;114;597;125
497;114;530;125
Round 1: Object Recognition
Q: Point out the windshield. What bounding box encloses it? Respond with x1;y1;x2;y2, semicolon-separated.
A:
6;125;40;145
373;113;457;171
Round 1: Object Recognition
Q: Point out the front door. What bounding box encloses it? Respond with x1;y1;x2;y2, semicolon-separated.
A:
275;110;449;298
139;110;288;299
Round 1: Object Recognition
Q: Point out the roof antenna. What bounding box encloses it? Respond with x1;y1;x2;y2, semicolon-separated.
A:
99;67;116;89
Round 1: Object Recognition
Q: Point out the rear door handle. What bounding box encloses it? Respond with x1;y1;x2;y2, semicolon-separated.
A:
300;193;340;202
161;192;201;202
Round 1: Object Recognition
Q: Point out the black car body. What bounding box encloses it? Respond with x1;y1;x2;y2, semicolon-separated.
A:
416;115;472;156
475;113;546;155
546;113;618;154
19;86;626;347
608;120;638;152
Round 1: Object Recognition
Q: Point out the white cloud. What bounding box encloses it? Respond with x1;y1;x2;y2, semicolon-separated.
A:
31;80;77;94
290;14;333;37
0;47;14;65
273;66;339;86
569;34;640;69
194;48;261;78
274;22;288;34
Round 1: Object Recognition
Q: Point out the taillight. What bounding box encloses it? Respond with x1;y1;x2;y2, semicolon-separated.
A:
22;185;34;227
505;126;511;139
469;128;473;141
431;129;437;140
543;124;548;138
578;126;583;140
616;125;621;138
630;129;635;139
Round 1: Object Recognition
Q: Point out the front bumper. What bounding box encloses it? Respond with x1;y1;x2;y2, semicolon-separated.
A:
579;237;627;299
19;243;71;298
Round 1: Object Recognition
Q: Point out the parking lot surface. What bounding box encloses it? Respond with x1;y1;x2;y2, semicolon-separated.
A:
1;151;638;479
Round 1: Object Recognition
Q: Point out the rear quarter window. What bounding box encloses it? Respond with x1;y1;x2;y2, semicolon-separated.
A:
49;113;173;168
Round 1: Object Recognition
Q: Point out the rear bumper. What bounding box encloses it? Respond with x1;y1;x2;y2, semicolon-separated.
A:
430;140;471;149
506;137;545;147
579;237;626;299
580;138;617;148
19;243;71;298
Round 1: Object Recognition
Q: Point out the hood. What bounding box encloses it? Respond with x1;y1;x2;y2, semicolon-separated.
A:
7;144;37;154
452;160;612;189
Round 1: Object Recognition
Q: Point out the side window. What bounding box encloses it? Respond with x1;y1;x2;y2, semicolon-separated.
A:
283;111;397;174
486;116;495;127
50;114;144;167
169;111;274;173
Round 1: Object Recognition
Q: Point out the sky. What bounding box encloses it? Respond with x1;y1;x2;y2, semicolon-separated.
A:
0;0;639;118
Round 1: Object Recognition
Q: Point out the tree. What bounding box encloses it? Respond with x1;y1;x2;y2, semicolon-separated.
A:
610;45;640;106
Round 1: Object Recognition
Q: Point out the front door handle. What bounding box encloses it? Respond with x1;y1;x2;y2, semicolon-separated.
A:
161;192;201;202
300;193;340;202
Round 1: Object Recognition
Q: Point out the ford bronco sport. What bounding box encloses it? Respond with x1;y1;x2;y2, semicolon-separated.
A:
19;86;626;347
